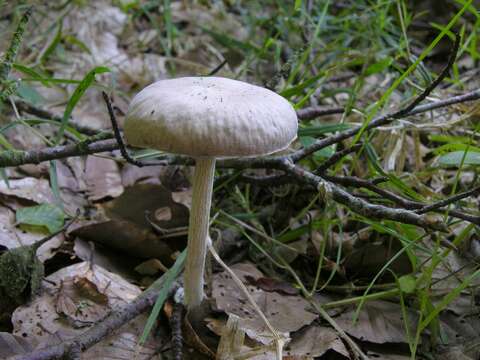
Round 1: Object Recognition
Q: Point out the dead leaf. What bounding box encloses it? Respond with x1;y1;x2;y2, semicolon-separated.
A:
56;160;80;192
74;277;109;305
434;344;479;360
85;155;123;201
72;219;175;262
284;325;349;358
11;261;150;358
335;300;418;344
72;183;189;264
212;262;317;344
344;239;413;282
121;163;165;186
55;277;110;328
0;177;55;205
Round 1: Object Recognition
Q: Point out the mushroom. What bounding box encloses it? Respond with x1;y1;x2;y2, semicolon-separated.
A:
124;76;298;309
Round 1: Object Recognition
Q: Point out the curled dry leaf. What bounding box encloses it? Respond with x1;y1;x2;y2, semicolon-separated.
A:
212;262;317;345
72;218;176;264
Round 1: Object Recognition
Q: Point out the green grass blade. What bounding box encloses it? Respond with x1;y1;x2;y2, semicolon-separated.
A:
55;66;110;143
419;267;480;333
139;249;186;345
12;64;52;87
39;20;63;64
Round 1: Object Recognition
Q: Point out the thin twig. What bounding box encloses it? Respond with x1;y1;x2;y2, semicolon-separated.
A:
322;174;480;224
0;139;118;167
296;106;345;121
208;59;228;76
280;160;447;231
291;89;480;162
416;186;480;214
101;91;144;167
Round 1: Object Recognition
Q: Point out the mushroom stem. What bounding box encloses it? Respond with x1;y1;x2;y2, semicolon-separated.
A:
184;157;216;309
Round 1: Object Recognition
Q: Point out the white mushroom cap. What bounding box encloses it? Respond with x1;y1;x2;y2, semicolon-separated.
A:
124;76;298;158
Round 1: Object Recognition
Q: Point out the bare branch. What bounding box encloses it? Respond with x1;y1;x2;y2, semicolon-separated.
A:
291;88;480;162
416;186;480;215
0;139;118;167
323;174;480;224
296;106;344;121
280;160;447;231
102;91;144;167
